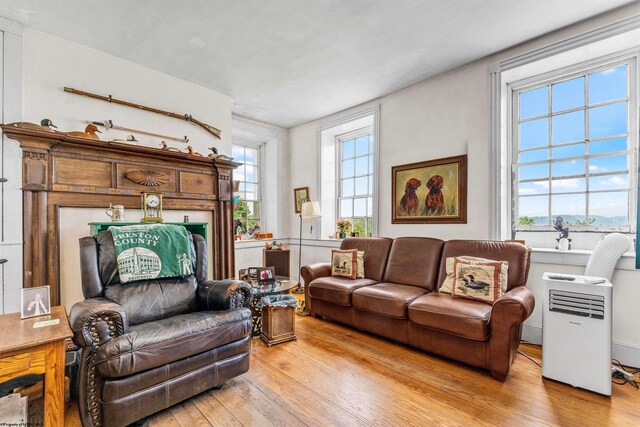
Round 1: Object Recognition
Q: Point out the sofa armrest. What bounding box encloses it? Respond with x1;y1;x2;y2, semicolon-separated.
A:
197;279;253;311
489;286;535;381
300;262;332;285
69;298;129;348
492;286;535;323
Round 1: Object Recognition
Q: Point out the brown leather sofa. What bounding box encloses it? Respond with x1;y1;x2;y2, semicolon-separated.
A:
301;237;534;381
69;232;253;427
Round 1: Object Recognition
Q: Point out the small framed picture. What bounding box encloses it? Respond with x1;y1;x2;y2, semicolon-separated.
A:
248;267;260;283
257;267;275;284
238;268;250;282
293;187;309;214
21;286;51;319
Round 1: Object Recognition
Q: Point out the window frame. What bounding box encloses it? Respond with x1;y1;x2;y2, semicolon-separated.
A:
509;54;638;234
336;126;375;237
232;140;264;232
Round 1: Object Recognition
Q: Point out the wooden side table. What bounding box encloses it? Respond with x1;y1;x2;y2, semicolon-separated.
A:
0;306;73;427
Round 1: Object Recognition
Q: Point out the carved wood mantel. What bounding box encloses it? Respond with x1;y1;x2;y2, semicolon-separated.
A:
1;123;239;306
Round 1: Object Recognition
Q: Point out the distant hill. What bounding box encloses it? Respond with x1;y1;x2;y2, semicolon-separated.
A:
520;215;628;226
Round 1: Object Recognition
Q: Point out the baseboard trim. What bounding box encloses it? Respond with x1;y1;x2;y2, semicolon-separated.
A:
522;324;543;345
522;324;640;367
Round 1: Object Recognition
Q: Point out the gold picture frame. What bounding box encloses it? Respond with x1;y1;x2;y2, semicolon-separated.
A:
392;155;467;224
293;187;309;214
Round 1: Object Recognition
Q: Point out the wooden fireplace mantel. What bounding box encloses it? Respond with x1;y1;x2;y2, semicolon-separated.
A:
1;123;239;305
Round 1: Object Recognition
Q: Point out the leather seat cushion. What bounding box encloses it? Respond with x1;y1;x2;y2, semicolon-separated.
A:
353;282;427;319
308;277;377;306
96;308;252;377
102;335;251;402
408;293;491;340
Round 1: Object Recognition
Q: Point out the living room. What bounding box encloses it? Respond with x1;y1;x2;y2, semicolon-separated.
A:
0;1;639;426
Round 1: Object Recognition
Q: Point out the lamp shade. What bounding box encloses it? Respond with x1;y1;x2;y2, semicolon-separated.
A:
301;201;322;219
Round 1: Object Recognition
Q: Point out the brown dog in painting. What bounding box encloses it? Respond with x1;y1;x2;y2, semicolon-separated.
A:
399;178;421;216
425;175;445;215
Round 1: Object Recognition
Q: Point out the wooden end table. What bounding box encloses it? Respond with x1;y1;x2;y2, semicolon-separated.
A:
0;306;73;426
249;277;296;337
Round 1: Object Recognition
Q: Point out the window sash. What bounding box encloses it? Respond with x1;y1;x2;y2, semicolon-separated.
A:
337;127;374;236
232;143;263;230
511;57;637;232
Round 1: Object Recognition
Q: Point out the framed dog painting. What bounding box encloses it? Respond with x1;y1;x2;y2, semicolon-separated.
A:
392;155;467;224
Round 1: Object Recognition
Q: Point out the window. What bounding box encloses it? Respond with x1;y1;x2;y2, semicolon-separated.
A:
337;128;374;236
513;60;635;232
232;144;261;232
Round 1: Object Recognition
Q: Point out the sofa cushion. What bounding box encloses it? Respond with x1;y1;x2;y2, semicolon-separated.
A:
95;309;252;377
340;237;393;282
308;277;377;306
437;240;530;292
353;283;427;319
382;237;444;290
408;293;491;341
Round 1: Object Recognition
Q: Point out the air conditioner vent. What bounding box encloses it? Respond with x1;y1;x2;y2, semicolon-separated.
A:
548;289;605;319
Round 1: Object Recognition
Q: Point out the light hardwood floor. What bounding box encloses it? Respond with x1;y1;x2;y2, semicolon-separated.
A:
65;315;640;426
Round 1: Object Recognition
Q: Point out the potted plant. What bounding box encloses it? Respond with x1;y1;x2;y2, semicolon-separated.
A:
336;219;352;239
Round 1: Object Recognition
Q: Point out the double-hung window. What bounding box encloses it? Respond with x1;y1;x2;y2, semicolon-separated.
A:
337;128;374;237
513;59;636;232
232;143;262;232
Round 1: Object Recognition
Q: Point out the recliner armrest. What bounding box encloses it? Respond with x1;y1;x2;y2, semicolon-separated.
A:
197;279;253;311
69;298;129;348
300;262;332;285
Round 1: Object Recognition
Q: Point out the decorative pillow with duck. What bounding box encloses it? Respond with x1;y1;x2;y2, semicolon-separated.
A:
450;257;508;304
331;249;358;279
439;256;508;294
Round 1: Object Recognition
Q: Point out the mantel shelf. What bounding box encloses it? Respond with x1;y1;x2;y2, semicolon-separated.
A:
1;123;241;168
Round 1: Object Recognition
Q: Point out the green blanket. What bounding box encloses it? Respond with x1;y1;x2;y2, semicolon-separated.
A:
109;224;193;284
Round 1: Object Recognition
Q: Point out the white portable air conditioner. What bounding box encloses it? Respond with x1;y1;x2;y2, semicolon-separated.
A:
542;273;612;395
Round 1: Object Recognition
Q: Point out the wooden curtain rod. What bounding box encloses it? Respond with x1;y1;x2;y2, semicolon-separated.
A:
64;87;221;139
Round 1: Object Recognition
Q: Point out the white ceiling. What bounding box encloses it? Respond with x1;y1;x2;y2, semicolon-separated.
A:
0;0;635;127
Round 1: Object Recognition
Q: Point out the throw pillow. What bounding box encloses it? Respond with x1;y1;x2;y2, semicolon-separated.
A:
356;251;365;278
451;257;507;304
331;249;358;279
439;256;509;293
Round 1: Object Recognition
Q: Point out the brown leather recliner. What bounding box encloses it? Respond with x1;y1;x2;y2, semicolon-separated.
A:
69;231;253;427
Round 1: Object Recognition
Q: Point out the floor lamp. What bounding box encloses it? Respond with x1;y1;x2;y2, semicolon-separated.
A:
292;200;322;294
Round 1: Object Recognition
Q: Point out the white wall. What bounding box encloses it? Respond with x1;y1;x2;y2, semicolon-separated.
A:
0;18;23;314
289;3;640;365
231;116;290;277
23;29;233;154
18;29;234;310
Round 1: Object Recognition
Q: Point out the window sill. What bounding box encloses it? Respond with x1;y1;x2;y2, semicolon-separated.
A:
530;247;636;270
